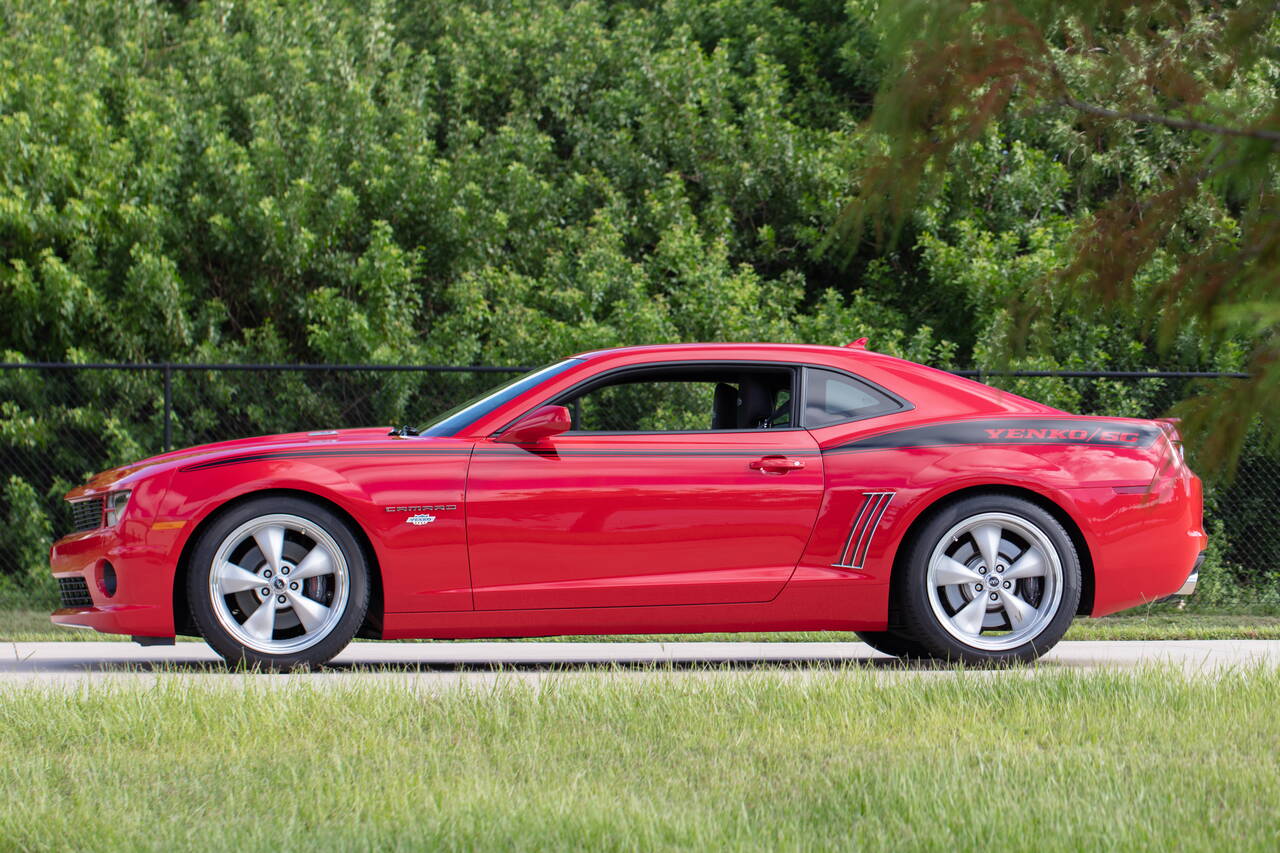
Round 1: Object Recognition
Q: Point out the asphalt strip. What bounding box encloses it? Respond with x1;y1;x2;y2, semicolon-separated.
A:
2;640;1279;689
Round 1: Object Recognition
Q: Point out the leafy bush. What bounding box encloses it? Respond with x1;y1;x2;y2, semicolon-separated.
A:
0;0;1273;605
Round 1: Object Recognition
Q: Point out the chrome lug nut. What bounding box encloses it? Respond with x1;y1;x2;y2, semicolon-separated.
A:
974;583;983;591
261;587;270;596
1003;581;1012;589
978;566;988;575
996;565;1005;573
276;594;286;604
989;592;998;601
281;566;290;576
262;569;272;578
290;582;299;590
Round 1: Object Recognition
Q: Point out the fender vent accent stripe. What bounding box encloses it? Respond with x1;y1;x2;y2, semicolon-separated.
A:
832;492;895;569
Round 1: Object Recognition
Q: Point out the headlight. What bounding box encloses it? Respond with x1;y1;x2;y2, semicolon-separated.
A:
104;490;131;526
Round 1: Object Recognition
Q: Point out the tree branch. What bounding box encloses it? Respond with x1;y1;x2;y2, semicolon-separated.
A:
1061;96;1280;144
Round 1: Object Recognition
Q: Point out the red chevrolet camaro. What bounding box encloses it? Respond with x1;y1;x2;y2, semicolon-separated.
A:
50;342;1205;668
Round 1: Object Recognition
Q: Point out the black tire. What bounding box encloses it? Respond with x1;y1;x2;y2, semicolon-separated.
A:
854;630;932;660
896;494;1081;665
188;496;370;671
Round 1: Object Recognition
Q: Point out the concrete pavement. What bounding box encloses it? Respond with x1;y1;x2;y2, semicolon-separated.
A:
3;639;1279;688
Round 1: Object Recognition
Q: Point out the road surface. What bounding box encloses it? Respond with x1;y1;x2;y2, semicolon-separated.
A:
2;639;1278;688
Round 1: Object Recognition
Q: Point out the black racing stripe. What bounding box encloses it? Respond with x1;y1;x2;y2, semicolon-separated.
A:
823;418;1163;455
179;448;469;471
180;446;822;470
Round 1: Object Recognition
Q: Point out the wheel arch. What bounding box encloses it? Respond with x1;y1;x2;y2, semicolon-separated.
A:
171;488;385;638
888;484;1095;618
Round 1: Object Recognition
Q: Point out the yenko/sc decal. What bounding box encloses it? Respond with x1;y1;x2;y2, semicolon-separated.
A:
984;427;1141;443
825;418;1162;454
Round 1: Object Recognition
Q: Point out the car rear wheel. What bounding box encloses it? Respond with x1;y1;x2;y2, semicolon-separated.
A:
897;494;1081;665
188;497;370;670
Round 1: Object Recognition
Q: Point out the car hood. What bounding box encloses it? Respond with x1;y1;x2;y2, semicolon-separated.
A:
67;427;436;497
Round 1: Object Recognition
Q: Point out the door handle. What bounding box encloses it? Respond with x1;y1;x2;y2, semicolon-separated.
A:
749;456;806;472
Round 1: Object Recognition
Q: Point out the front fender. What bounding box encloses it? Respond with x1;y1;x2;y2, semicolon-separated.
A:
160;453;473;615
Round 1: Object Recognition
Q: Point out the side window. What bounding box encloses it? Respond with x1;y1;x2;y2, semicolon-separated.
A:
562;367;795;432
575;381;715;432
802;367;903;428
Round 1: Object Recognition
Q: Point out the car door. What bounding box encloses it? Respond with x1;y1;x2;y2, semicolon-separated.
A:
464;364;825;610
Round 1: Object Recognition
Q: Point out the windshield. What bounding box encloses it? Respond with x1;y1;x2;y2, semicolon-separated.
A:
418;359;582;436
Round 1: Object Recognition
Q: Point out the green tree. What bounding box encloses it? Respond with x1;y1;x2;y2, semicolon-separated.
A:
839;0;1279;471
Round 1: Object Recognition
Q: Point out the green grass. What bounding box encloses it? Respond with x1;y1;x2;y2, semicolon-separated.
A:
1065;612;1280;640
2;668;1279;850
7;608;1280;643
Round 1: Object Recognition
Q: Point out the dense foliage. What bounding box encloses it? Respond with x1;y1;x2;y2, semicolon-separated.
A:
844;0;1279;468
0;0;1275;603
8;0;1264;376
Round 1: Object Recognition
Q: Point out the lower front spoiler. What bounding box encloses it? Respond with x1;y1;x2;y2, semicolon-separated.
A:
1174;552;1206;596
51;603;169;637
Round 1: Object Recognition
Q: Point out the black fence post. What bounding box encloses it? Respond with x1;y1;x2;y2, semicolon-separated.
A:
163;363;173;453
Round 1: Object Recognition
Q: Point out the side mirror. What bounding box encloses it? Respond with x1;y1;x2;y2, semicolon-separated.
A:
497;404;571;444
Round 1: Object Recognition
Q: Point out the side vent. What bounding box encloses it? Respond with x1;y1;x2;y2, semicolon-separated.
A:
832;491;895;570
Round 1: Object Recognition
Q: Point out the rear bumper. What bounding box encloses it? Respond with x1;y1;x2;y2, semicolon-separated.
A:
1082;470;1208;616
1175;552;1205;596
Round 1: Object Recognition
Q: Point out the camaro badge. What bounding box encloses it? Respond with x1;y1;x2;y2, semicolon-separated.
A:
407;514;436;526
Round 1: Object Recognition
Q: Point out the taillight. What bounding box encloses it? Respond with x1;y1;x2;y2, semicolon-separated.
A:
1156;418;1185;468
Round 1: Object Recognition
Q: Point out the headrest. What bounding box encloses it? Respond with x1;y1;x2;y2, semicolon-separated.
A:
712;383;737;430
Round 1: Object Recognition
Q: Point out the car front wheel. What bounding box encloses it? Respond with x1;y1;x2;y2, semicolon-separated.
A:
897;494;1081;664
188;497;370;670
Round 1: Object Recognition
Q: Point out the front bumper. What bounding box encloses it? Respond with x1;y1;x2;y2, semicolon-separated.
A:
49;522;179;638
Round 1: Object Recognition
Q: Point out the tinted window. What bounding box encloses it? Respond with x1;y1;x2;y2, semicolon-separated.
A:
560;366;794;432
419;359;582;436
802;367;903;428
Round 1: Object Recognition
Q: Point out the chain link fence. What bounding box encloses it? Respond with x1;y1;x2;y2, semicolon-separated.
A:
1;362;1273;608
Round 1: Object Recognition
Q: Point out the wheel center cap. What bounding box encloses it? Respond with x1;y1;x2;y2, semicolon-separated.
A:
273;578;285;591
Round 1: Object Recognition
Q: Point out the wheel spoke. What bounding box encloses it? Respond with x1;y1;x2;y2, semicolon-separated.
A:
951;593;988;635
216;562;264;594
998;587;1034;629
253;525;285;574
291;544;333;580
1003;548;1046;580
934;556;983;587
970;524;1004;571
286;590;330;633
241;595;277;641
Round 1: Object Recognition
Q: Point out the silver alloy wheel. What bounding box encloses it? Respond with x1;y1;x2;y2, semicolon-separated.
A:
925;511;1064;652
208;513;350;655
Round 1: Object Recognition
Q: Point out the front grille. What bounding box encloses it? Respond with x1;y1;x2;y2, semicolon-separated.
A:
57;577;93;608
70;498;104;533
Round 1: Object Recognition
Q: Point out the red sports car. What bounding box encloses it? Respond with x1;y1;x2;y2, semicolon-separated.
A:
50;342;1205;668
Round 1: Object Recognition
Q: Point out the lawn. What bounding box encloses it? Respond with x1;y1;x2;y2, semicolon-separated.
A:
1;667;1278;851
5;607;1280;643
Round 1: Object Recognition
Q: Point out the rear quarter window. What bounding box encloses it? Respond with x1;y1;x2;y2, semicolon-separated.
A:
802;367;905;428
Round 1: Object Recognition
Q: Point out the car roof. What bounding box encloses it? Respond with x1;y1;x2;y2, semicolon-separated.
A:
571;342;865;361
568;341;923;379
